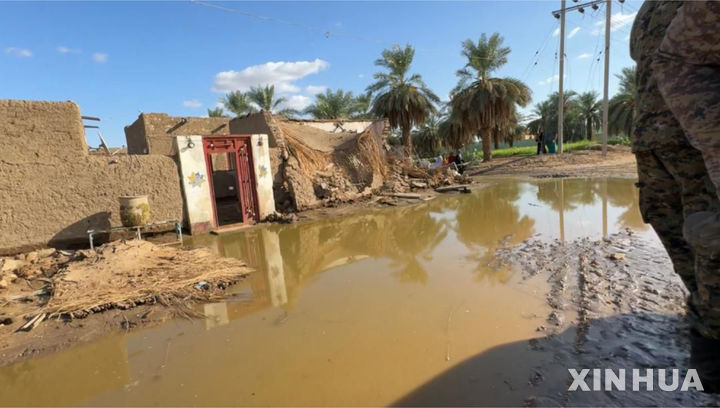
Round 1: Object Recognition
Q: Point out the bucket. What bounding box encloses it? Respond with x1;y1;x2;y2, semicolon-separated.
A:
119;195;150;227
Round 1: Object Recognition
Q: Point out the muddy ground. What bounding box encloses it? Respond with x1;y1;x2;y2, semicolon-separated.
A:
468;148;637;179
395;230;720;406
0;241;251;367
499;231;716;406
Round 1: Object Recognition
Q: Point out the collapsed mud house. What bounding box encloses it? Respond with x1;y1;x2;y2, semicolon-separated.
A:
226;112;391;212
0;99;398;254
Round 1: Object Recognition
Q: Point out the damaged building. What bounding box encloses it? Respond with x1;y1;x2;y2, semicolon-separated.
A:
0;99;395;254
125;111;393;213
227;112;391;212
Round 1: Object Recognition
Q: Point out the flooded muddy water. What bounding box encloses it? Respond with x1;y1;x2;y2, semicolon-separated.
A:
0;178;659;406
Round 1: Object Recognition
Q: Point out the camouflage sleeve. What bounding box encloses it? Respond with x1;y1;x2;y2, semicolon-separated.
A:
658;1;720;65
630;1;656;62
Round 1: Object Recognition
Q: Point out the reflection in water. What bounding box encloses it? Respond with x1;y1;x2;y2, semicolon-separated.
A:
0;178;652;407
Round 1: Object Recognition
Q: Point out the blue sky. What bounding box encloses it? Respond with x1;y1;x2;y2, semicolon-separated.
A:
1;0;640;147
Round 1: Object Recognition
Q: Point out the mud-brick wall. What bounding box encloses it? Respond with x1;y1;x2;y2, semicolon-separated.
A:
0;100;183;255
0;100;88;163
124;113;231;156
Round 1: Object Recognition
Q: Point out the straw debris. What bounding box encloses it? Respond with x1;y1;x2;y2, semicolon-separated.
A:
43;240;252;318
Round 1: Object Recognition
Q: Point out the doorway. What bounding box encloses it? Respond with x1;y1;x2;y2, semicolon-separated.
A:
203;136;259;228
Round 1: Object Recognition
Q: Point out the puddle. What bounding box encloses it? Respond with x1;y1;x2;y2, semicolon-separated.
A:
0;178;654;406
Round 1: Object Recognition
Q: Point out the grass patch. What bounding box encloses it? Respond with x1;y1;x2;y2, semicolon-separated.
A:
477;140;596;159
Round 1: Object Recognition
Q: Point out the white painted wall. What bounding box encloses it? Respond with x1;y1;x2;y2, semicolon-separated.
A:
175;135;214;234
251;134;276;219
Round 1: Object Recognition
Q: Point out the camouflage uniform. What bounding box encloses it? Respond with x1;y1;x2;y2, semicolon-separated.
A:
631;1;720;339
652;1;720;193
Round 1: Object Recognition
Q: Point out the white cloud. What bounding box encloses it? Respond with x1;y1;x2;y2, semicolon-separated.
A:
305;85;327;95
577;53;592;60
358;74;365;79
591;11;637;35
211;59;329;94
5;47;32;58
552;26;581;39
280;95;312;111
92;52;108;63
183;99;202;108
57;46;81;54
538;74;560;86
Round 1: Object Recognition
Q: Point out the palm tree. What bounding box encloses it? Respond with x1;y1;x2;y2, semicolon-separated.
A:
577;91;601;140
352;92;373;119
246;85;298;116
367;44;440;156
207;107;226;117
448;33;531;161
527;91;580;140
220;91;256;117
304;89;358;119
527;99;553;135
608;67;636;137
412;112;448;157
500;108;525;148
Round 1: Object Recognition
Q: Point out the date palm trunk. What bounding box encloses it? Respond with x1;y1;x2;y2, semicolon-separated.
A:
482;128;492;161
402;126;413;157
586;118;593;141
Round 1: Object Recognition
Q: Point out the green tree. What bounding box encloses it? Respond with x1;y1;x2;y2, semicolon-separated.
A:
412;111;448;157
352;92;373;119
367;44;440;156
207;107;226;117
608;66;636;137
527;91;581;141
247;85;298;116
220;91;257;117
304;89;358;119
448;33;531;161
577;91;602;140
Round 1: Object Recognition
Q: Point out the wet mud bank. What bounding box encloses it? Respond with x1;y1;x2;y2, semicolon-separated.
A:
494;231;719;406
0;241;251;367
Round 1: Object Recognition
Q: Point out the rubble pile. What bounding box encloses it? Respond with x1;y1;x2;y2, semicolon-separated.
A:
0;248;77;290
381;158;473;194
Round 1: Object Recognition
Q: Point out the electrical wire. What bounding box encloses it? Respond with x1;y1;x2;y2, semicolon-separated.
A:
191;0;388;45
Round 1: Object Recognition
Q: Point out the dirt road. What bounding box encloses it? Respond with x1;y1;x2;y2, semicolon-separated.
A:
469;149;637;179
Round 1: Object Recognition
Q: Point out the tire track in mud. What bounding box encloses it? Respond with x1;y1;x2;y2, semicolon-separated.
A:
495;230;720;407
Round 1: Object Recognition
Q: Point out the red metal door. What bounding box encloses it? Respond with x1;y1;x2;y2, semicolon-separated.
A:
203;136;259;226
235;140;258;223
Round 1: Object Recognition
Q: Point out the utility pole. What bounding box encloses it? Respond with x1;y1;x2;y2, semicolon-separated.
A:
552;0;614;157
558;0;566;154
602;0;611;156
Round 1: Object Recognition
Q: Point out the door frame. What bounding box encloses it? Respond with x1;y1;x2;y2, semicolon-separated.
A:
202;135;260;229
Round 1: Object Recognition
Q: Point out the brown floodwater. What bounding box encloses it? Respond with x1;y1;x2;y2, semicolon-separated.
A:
0;178;652;407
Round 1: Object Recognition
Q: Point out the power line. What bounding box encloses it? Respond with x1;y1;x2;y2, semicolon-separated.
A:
191;0;387;45
521;22;559;81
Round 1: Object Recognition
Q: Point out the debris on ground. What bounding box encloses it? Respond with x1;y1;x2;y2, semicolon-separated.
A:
44;240;251;318
0;240;252;334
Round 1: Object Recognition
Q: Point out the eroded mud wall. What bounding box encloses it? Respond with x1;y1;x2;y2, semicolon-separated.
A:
124;113;231;156
0;100;183;255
